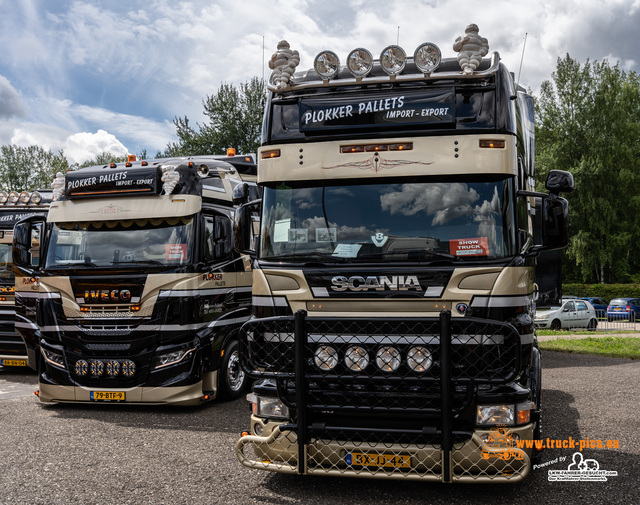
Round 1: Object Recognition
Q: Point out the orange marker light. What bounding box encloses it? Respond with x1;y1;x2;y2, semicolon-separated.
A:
227;148;236;157
128;155;137;162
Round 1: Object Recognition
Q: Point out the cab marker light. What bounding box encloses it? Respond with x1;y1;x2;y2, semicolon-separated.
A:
227;148;236;156
341;142;413;153
261;149;281;159
35;390;39;396
479;139;505;148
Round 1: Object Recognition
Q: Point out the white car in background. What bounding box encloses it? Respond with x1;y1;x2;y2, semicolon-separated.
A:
534;298;598;331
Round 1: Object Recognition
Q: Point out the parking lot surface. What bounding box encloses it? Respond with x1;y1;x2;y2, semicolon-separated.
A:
0;351;638;505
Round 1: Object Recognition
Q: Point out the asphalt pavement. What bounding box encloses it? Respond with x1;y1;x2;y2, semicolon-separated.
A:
0;351;638;505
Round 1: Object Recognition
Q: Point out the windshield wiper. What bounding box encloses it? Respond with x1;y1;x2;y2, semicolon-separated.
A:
358;249;459;261
266;252;351;263
113;259;164;266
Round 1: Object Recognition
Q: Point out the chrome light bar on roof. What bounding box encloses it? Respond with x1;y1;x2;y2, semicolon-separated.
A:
267;25;496;93
268;51;500;93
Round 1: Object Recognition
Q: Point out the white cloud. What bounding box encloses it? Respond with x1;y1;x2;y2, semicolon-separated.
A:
0;75;27;119
63;130;128;165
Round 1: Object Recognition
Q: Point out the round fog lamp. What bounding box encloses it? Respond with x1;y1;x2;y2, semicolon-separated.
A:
376;346;401;372
314;345;338;370
314;50;340;80
121;360;136;376
30;191;42;204
414;42;441;74
0;192;7;203
19;191;30;203
8;191;19;204
90;360;104;377
346;48;373;77
380;45;406;75
344;345;369;371
75;360;88;376
407;346;433;372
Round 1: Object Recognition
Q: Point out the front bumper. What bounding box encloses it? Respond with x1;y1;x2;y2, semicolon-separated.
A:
37;372;217;405
237;418;534;482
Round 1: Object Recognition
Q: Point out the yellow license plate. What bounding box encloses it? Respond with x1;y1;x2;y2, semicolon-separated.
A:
0;359;27;367
347;452;411;469
90;391;125;401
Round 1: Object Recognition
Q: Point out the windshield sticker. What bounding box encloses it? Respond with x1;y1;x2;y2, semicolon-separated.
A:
288;229;308;243
332;244;362;258
449;237;489;256
274;218;291;243
316;228;337;242
166;244;187;260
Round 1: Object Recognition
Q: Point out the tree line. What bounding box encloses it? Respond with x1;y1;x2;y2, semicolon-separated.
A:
1;64;638;284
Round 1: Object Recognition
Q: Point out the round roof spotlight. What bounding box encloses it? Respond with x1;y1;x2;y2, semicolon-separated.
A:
380;45;406;75
8;191;19;204
314;50;341;80
346;48;373;77
0;192;7;204
30;191;42;204
19;191;31;204
414;42;441;74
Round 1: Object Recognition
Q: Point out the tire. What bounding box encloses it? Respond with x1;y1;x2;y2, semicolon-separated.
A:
218;339;248;401
550;319;561;331
588;318;597;330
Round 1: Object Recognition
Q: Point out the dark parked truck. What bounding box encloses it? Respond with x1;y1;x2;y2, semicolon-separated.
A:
12;154;258;405
0;190;52;368
235;29;573;482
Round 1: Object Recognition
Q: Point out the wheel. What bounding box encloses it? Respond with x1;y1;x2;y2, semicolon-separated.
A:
550;319;561;331
218;339;248;401
587;318;597;330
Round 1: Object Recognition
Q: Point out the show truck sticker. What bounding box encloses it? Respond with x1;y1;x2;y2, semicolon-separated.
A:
165;244;187;260
299;89;454;131
449;237;489;257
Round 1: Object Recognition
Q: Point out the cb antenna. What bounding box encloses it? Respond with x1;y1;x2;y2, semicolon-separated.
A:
517;32;528;85
397;26;400;45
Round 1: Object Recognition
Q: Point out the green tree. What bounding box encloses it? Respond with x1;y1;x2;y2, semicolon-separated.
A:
160;77;265;157
0;145;71;192
536;55;640;283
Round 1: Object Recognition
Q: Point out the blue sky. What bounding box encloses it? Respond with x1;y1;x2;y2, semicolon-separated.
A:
1;0;639;164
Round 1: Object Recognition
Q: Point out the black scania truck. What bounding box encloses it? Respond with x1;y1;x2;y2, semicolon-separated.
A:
13;154;258;405
235;34;573;482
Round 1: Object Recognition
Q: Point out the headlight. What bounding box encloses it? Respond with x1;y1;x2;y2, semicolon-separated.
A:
407;346;433;372
413;42;441;74
247;393;290;420
380;45;406;75
535;314;548;321
376;346;401;372
152;348;195;370
41;347;66;370
344;345;369;371
477;404;515;425
476;402;534;426
346;48;373;77
314;50;340;80
314;345;338;370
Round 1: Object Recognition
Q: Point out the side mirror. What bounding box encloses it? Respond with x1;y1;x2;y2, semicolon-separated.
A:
232;182;249;205
13;216;46;273
541;195;569;250
546;170;574;195
234;200;261;256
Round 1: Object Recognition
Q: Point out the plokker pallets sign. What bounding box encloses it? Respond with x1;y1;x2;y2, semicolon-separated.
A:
298;89;454;131
65;166;160;199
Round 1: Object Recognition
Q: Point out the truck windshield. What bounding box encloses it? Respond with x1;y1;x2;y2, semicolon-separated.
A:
44;216;195;269
260;177;516;262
